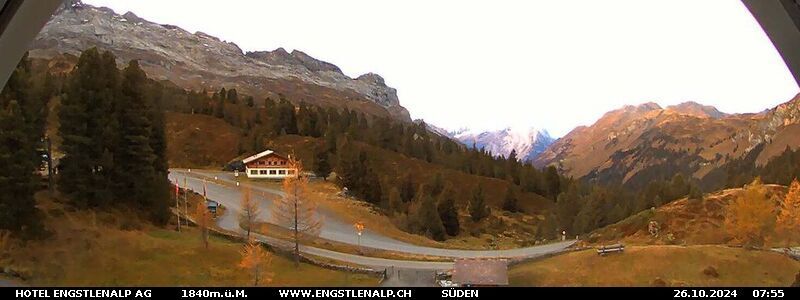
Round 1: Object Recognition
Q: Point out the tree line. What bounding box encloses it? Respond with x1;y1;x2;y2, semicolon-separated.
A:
58;48;170;224
0;53;55;237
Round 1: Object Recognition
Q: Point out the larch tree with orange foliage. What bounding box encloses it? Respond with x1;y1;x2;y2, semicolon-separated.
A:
194;200;213;249
777;179;800;246
724;178;777;248
239;238;273;286
271;157;322;266
239;187;261;240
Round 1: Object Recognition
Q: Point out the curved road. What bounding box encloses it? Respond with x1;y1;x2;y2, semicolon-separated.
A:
168;169;576;269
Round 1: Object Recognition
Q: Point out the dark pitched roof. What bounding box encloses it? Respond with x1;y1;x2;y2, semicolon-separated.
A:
452;259;509;286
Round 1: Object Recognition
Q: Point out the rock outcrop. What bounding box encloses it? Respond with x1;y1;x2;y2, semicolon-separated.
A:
30;2;411;121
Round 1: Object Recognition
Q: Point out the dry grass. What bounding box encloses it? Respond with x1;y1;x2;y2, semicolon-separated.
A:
165;112;242;168
587;185;791;247
509;245;800;287
0;192;378;286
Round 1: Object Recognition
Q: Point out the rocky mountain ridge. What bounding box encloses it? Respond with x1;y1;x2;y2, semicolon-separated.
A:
30;1;410;121
534;97;800;189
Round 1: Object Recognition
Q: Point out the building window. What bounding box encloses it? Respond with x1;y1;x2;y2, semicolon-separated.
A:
269;170;277;175
260;170;268;175
281;161;286;165
279;170;286;175
250;170;257;175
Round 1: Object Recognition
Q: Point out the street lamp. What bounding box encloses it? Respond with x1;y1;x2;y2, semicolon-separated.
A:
354;222;365;250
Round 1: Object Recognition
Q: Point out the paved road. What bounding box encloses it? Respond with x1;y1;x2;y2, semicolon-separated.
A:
168;169;576;269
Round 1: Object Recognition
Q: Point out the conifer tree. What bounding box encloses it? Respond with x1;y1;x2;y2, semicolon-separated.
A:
0;100;43;236
116;60;169;223
59;48;119;207
437;187;460;236
417;194;446;241
502;186;519;212
469;185;489;222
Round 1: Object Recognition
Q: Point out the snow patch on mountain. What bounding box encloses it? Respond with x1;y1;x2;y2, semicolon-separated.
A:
455;127;555;161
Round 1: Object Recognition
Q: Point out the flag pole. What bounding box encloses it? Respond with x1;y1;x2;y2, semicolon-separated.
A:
183;177;189;227
175;179;181;232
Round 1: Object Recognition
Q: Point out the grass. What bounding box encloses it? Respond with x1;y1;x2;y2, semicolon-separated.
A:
586;185;793;247
0;192;378;286
509;245;800;287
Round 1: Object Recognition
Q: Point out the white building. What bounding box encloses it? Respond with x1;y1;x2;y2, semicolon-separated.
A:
241;150;298;179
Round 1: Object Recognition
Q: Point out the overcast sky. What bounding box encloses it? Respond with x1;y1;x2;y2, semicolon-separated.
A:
85;0;799;136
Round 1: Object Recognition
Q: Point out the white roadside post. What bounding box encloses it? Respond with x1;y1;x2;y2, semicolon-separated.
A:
562;230;566;241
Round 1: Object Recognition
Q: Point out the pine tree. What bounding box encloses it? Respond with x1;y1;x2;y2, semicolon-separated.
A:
502;186;519;212
312;143;331;179
430;172;444;197
417;194;446;240
59;48;119;207
469;185;490;222
246;96;255;107
388;186;404;214
437;187;460;236
544;166;561;200
400;174;415;203
555;185;580;234
116;60;168;223
226;88;238;104
0;100;43;236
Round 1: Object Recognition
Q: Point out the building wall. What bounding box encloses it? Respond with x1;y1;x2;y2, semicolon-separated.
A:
245;154;290;169
245;167;297;179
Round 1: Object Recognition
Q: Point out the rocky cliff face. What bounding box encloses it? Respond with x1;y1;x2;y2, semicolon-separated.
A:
534;97;800;189
30;2;411;121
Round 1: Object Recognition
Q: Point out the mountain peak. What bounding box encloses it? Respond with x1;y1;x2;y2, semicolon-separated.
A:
32;3;411;121
666;101;727;119
626;102;662;112
455;126;555;161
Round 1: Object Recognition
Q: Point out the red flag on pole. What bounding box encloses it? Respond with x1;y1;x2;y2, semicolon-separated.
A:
174;179;179;197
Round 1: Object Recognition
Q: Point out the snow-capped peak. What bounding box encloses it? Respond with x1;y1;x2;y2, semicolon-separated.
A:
454;126;555;162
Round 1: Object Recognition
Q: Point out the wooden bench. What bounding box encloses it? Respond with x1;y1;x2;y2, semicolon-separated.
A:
597;243;625;256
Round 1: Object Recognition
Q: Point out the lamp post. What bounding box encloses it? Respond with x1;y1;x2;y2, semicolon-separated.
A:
43;136;54;193
354;222;365;251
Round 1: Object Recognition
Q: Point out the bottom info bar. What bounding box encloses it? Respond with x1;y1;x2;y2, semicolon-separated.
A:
7;287;798;299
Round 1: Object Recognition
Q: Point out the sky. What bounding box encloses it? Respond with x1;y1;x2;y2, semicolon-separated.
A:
84;0;799;137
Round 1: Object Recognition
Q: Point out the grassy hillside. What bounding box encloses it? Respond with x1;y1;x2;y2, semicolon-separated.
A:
0;192;377;286
509;245;800;287
165;112;553;213
165;112;243;168
165;112;558;247
584;185;788;246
